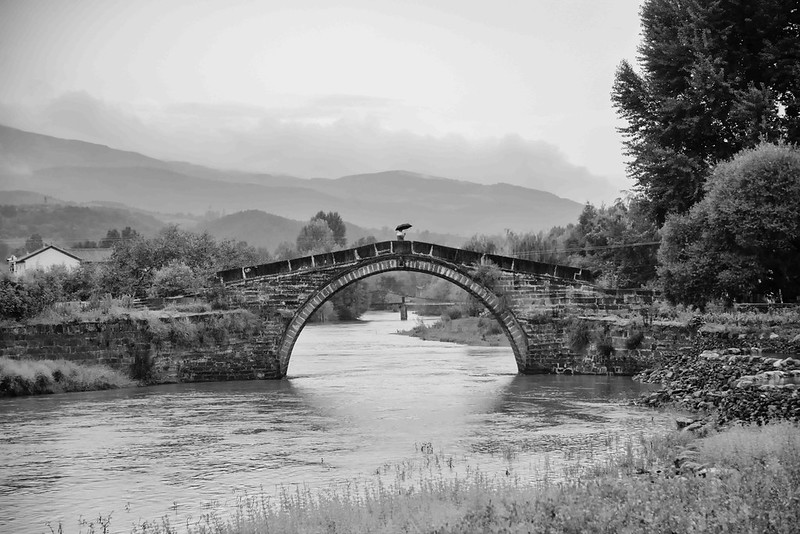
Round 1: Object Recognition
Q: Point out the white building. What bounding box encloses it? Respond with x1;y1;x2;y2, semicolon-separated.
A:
6;245;104;275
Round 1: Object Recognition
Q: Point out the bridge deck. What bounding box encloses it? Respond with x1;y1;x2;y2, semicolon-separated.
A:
217;240;595;284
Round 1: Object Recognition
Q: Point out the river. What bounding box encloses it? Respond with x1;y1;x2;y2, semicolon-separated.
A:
0;311;670;533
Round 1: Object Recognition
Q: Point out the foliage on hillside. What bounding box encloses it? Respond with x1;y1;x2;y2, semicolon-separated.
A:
0;203;164;253
195;209;304;252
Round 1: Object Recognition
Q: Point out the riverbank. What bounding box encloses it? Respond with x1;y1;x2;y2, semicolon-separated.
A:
0;357;134;396
396;316;510;346
636;347;800;424
120;421;800;533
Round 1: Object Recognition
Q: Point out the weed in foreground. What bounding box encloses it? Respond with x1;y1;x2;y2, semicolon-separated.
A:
117;423;800;534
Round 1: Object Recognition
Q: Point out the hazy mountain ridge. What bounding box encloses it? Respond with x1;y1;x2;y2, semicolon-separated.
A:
197;209;464;251
0;124;584;236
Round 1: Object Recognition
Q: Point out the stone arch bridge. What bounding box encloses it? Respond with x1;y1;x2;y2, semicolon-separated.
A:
216;240;654;378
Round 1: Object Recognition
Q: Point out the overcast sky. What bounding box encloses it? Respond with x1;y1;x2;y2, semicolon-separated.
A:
0;0;645;203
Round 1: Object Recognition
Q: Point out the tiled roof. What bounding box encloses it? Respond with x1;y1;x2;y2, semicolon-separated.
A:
70;248;114;263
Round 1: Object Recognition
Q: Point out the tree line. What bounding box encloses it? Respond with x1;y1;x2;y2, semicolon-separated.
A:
611;0;800;307
463;0;800;309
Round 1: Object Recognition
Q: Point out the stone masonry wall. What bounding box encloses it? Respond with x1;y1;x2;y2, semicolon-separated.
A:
0;312;277;383
228;252;660;376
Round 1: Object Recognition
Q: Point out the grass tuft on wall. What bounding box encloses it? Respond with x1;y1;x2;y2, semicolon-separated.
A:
0;357;134;396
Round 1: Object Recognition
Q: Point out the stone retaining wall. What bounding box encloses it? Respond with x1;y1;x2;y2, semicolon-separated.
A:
0;312;274;383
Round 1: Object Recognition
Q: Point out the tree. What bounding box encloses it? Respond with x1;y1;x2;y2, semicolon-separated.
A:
505;228;571;265
147;261;201;298
566;199;660;288
352;235;378;247
101;225;262;297
121;226;139;241
465;262;505;316
0;268;66;320
462;234;500;255
329;283;371;321
274;241;297;260
296;219;335;254
99;229;121;248
313;211;347;246
25;233;43;252
612;0;800;223
659;142;800;306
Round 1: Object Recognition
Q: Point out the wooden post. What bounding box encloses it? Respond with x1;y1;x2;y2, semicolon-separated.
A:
400;296;408;320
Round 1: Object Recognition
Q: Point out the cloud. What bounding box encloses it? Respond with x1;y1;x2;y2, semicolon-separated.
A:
0;92;621;203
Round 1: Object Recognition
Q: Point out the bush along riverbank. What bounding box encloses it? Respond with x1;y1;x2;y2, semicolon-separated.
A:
397;316;510;347
0;357;134;396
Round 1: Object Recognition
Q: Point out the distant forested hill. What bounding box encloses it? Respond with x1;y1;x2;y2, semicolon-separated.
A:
0;203;165;249
195;210;306;251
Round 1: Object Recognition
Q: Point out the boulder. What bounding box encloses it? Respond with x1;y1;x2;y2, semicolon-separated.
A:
675;417;694;429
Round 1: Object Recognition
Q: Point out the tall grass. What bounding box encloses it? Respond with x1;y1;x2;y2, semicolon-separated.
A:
0;357;134;396
123;423;800;534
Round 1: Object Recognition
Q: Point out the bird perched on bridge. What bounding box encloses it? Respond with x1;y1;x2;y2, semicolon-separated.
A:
395;223;412;241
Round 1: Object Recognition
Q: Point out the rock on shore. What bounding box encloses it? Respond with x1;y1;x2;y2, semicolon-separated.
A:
636;348;800;424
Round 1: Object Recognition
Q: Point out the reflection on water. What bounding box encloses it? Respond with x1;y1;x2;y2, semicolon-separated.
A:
0;312;668;533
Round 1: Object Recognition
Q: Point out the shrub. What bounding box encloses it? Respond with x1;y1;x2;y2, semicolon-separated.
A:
148;261;201;298
0;273;62;320
129;351;155;382
566;319;593;353
596;338;616;358
625;330;646;350
0;357;133;396
480;318;503;336
444;306;463;320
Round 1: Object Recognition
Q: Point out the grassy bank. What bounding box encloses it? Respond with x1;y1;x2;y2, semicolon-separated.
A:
0;357;134;396
397;316;510;347
118;421;800;533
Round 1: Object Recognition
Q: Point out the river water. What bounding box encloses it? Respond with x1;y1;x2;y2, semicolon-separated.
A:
0;311;670;533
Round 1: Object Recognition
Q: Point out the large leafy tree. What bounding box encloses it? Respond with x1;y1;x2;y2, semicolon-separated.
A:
613;0;800;223
659;142;800;306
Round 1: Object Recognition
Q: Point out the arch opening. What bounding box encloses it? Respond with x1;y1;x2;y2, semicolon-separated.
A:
277;256;528;377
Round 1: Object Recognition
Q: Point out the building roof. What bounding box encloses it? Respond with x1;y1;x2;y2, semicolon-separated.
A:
12;245;114;265
70;248;114;263
15;244;83;263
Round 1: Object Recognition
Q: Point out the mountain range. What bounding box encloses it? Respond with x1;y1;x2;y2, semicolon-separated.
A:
0;124;585;244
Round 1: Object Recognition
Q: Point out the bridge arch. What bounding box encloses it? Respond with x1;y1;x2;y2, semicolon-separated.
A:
276;255;529;376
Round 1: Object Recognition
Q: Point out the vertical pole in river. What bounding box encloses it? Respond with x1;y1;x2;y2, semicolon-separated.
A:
400;296;408;320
